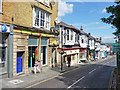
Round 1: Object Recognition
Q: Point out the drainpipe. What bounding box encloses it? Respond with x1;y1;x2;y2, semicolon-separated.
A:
7;24;13;78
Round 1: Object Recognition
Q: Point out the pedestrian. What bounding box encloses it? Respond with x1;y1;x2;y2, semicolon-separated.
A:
68;56;71;67
88;55;90;62
34;59;41;74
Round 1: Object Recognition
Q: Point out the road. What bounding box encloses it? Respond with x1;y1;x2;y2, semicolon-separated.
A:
25;56;116;89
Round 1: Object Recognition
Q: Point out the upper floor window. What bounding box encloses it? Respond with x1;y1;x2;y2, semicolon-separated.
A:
0;0;2;13
67;30;69;40
71;30;73;40
33;8;50;30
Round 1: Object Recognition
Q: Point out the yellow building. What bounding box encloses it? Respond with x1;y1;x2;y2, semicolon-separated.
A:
0;0;59;77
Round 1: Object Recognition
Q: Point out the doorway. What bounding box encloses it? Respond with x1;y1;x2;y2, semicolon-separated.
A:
28;46;37;68
17;52;24;73
41;46;47;66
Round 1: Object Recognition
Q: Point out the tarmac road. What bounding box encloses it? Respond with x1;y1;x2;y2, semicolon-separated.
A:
25;56;116;89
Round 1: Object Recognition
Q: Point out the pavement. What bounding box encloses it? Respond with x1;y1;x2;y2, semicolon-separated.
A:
0;55;114;89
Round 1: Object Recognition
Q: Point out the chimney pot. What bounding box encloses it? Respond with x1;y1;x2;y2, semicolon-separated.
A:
88;33;91;35
100;37;102;42
80;26;83;31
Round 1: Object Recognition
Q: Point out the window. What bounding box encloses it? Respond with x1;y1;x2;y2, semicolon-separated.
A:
40;11;45;27
33;8;50;30
46;14;50;29
71;30;73;40
0;0;2;12
75;33;78;42
82;39;84;43
67;30;69;40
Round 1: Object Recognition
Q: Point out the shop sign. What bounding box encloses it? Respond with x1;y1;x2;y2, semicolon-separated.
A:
65;49;79;55
79;49;86;53
49;40;57;46
0;24;10;32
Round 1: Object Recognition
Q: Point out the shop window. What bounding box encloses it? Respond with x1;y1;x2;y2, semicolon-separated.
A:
0;0;2;13
33;8;50;30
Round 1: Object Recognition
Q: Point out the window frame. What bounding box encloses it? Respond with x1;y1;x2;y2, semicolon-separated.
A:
0;0;2;13
33;7;50;30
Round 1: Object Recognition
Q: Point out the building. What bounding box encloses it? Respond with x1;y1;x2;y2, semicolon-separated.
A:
88;33;95;61
95;38;101;60
57;21;81;67
0;0;59;77
79;26;88;63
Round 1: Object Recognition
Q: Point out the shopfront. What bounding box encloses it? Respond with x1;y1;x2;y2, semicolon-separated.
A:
89;50;95;61
41;38;48;66
28;36;38;68
63;49;79;66
79;49;87;63
0;24;11;76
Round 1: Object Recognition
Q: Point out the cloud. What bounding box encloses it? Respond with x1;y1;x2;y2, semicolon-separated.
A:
102;9;107;13
96;22;100;24
58;0;74;17
103;37;113;39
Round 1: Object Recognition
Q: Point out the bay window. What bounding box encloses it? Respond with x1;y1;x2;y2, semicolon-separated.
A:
33;8;50;30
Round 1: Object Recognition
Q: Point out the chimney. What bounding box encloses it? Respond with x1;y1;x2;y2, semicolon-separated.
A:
100;37;102;42
88;33;91;35
115;40;118;43
80;26;83;31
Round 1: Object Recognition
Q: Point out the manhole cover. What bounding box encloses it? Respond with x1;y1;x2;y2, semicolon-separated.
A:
8;79;24;84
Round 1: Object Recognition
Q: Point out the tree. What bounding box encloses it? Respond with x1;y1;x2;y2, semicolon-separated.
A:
101;2;120;36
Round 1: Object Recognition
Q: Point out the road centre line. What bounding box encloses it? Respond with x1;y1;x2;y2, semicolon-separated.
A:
67;76;85;89
89;69;96;74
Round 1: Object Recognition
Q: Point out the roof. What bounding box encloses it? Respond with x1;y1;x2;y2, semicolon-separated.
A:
59;21;88;35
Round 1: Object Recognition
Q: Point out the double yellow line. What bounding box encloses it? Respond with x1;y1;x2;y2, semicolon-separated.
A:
25;56;111;88
25;67;81;88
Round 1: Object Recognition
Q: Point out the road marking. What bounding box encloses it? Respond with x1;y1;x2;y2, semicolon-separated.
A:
24;56;113;89
25;67;81;89
89;69;96;74
25;75;59;88
67;76;85;89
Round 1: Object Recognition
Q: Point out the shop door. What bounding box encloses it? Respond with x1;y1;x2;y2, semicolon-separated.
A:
41;46;47;65
28;47;37;68
17;52;23;73
52;49;55;65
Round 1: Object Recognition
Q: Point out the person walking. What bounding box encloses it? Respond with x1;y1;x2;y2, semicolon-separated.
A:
34;59;41;74
68;56;71;67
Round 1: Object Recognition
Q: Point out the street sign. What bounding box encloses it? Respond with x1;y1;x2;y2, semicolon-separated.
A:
59;51;65;54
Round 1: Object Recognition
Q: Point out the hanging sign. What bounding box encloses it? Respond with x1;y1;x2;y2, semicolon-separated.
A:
1;24;7;32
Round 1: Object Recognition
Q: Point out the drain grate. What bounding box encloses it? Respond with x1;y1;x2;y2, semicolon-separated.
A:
8;79;24;84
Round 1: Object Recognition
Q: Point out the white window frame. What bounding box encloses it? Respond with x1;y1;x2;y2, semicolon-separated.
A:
0;0;2;13
33;7;50;30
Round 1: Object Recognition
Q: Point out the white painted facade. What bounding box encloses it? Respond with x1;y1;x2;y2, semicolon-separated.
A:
89;39;95;50
80;35;88;48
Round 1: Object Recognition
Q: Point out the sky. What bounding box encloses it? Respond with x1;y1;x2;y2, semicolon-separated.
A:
58;0;117;43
